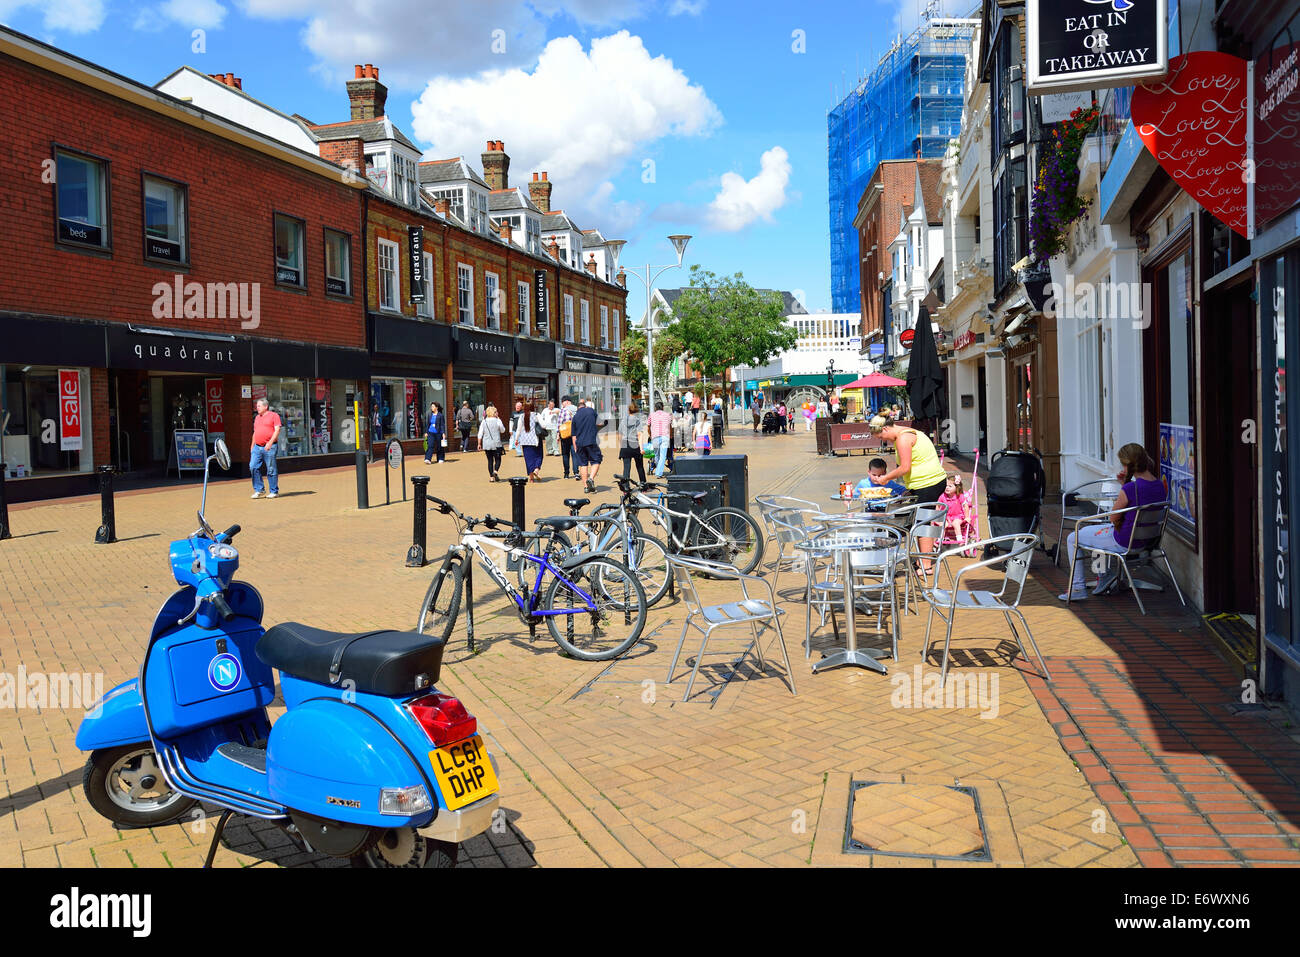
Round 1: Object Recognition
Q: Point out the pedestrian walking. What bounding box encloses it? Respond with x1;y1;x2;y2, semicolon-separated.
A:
541;399;560;456
690;391;701;415
672;393;683;415
648;400;673;477
777;401;787;434
557;396;577;478
423;401;446;464
751;403;761;433
507;400;524;456
572;398;604;493
455;401;475;452
518;406;543;481
249;397;281;499
478;404;505;482
693;411;712;456
619;400;648;484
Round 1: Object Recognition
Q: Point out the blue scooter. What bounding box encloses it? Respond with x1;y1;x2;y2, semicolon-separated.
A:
76;440;499;867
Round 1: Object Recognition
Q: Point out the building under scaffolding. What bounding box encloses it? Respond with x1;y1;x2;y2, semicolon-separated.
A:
828;16;978;314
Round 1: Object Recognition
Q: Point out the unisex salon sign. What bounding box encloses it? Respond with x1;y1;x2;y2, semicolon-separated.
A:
1027;0;1168;94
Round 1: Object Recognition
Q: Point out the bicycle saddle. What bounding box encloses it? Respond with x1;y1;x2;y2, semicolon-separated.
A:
563;497;590;509
536;516;578;532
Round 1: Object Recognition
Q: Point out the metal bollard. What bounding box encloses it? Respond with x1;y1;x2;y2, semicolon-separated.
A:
94;465;116;544
507;476;528;529
355;449;369;510
406;475;430;567
0;462;10;540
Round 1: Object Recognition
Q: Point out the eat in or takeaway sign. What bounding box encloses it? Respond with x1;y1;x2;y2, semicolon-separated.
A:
1027;0;1169;95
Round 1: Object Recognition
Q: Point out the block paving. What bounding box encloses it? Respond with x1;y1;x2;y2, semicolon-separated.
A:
1;425;1296;867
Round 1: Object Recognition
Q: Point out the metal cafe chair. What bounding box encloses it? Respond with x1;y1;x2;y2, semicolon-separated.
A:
918;533;1050;683
802;522;905;662
755;494;821;550
1065;500;1186;615
664;553;796;702
1053;479;1124;566
768;508;832;598
903;512;952;615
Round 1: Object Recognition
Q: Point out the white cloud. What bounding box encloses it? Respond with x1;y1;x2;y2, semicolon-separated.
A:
706;146;792;232
240;0;644;87
410;31;721;229
668;0;706;14
132;0;227;31
0;0;107;33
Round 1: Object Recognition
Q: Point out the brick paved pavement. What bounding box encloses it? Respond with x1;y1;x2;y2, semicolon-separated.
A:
0;425;1295;867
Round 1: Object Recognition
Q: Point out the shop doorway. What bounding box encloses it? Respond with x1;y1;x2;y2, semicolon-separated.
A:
977;362;989;458
1201;277;1259;624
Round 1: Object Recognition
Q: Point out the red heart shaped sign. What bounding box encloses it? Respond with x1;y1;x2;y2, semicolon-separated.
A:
1132;52;1249;238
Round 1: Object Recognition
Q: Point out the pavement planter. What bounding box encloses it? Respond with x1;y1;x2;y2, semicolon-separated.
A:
4;427;1297;875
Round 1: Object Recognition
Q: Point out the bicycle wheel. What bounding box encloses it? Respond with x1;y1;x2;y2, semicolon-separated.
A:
515;529;572;591
592;503;645;541
416;554;464;641
543;556;647;661
604;532;670;607
691;507;765;574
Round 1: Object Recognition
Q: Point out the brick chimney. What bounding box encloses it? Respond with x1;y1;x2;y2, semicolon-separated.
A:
498;219;512;243
433;198;450;217
529;171;553;214
209;73;243;90
546;238;560;261
482;140;509;191
585;254;598;276
347;64;387;121
616;268;626;288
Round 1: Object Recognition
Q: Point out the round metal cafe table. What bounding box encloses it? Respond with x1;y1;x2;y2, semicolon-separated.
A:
796;531;900;675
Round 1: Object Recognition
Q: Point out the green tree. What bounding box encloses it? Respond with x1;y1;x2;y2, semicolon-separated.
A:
618;329;684;401
665;266;798;418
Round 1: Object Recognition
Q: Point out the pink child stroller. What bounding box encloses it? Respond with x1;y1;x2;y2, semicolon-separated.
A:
937;449;981;557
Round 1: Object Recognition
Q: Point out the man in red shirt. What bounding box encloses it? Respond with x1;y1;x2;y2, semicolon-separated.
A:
250;397;282;499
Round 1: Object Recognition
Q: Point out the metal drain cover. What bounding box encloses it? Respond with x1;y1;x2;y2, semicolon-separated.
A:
845;781;991;861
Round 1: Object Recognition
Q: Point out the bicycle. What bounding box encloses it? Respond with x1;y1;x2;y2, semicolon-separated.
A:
416;496;648;661
521;493;670;606
617;478;765;575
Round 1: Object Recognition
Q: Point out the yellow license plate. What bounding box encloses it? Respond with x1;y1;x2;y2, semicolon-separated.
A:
429;735;499;811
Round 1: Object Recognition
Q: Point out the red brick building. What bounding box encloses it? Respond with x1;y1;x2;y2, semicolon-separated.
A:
0;27;369;501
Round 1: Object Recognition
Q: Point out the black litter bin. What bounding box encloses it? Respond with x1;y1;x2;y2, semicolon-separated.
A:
665;474;726;540
670;454;748;511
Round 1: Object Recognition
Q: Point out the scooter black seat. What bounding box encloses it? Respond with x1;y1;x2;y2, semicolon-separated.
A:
257;622;446;697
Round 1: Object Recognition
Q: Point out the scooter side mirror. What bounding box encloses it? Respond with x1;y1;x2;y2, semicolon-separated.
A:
214;439;231;471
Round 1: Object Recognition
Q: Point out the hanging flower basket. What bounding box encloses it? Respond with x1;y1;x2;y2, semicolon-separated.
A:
1028;103;1100;267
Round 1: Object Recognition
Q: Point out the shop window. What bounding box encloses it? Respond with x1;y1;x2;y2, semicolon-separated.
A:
1143;243;1196;536
993;157;1026;294
274;213;306;287
458;264;474;324
55;149;109;249
485;271;500;330
142;175;187;265
324;228;351;297
378;238;400;312
416;252;434;318
2;365;93;478
1077;310;1105;461
518;281;531;334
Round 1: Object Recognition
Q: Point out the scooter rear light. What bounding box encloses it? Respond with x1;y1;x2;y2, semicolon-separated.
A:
407;693;477;746
380;785;432;816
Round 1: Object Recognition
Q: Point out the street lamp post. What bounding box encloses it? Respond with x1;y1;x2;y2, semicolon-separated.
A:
622;235;691;409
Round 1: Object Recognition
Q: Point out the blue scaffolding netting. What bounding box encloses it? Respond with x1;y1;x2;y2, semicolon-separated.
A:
828;18;977;314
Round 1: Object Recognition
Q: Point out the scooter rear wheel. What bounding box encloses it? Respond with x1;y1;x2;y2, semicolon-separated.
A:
83;744;198;828
350;828;459;868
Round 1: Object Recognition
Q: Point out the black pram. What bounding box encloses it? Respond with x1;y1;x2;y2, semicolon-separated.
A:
982;448;1046;557
761;410;780;434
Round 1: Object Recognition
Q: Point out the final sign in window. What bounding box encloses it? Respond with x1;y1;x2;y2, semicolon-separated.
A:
274;213;306;287
55;149;109;249
143;175;187;264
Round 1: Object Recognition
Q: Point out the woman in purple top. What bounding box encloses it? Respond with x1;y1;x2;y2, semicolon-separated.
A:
1060;443;1168;601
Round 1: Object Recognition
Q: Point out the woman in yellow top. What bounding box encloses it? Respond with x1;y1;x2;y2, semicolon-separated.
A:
867;415;950;568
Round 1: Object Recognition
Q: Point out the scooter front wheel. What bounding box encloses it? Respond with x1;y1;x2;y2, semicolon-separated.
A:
83;744;198;828
350;828;459;868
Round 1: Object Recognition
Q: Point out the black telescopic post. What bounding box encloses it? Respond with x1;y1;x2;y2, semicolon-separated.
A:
508;476;528;529
356;449;369;509
0;462;10;540
94;465;116;544
406;475;430;567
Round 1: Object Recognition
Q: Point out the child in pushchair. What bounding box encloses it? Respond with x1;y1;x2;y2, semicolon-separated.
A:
937;473;978;556
761;410;779;434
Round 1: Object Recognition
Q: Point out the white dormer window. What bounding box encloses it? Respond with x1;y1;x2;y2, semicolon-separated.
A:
431;187;465;221
526;216;540;254
365;150;389;190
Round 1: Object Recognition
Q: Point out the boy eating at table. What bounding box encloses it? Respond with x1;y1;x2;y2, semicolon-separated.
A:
857;457;907;497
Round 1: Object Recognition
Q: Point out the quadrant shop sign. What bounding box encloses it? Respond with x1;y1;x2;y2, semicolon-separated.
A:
409;226;425;303
58;369;82;451
1027;0;1168;95
534;270;548;331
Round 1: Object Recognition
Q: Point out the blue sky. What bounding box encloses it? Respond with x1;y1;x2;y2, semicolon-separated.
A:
0;0;978;321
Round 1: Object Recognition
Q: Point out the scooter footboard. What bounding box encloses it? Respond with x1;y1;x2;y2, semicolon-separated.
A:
266;698;435;829
75;679;148;751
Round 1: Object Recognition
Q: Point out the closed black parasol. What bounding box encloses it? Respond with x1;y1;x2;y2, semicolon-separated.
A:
906;305;947;429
